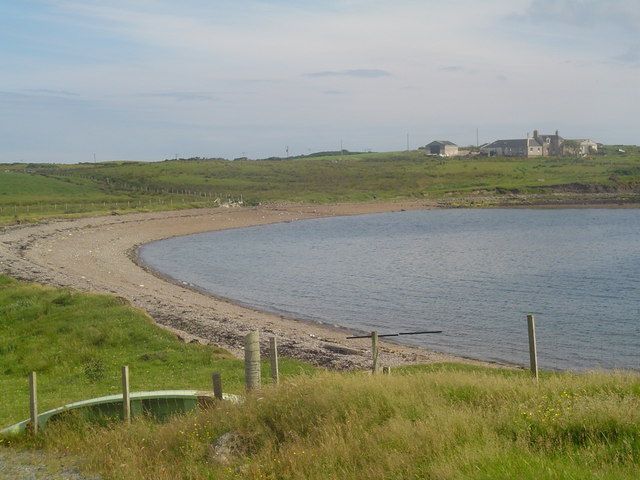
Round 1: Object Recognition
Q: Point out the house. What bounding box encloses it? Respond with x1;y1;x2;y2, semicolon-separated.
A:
480;138;543;157
532;130;564;156
574;139;598;155
480;129;597;157
425;140;459;156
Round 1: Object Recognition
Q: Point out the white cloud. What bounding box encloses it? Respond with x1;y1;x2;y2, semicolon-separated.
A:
521;0;640;29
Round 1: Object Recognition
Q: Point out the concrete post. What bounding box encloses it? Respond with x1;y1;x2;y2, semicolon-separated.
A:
244;331;261;391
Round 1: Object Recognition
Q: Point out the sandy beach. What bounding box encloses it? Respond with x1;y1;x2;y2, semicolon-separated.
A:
0;202;509;370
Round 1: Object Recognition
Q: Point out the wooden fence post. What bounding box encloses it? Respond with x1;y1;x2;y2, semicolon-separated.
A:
371;331;380;374
244;331;261;391
29;372;38;435
269;337;280;385
527;315;539;381
122;366;131;423
212;372;223;400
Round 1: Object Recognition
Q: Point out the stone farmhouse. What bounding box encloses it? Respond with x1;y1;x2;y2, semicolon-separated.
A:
480;130;598;157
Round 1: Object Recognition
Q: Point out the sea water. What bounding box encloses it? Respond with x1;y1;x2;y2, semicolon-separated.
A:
139;209;640;371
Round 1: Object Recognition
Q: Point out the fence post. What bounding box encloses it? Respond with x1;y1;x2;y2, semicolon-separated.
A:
212;372;223;400
269;337;280;385
371;331;380;374
244;331;261;391
122;366;131;423
527;315;539;381
29;372;38;435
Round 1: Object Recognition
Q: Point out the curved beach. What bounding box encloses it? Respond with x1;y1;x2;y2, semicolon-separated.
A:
0;202;506;370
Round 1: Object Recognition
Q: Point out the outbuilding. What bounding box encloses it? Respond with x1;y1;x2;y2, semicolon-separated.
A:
425;140;459;156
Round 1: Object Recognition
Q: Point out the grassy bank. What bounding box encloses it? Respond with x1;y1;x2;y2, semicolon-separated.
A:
0;275;313;429
2;276;639;479
2;149;640;224
24;368;640;479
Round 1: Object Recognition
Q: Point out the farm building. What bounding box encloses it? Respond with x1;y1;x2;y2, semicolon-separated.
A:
425;141;459;156
573;139;598;155
480;129;598;157
480;138;543;157
532;130;564;156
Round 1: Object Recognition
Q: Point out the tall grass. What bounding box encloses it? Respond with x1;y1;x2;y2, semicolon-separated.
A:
0;275;314;428
24;368;640;479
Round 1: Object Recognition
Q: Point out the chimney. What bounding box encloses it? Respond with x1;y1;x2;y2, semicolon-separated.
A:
533;130;539;138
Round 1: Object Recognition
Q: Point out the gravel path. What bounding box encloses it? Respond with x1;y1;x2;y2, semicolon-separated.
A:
0;449;102;480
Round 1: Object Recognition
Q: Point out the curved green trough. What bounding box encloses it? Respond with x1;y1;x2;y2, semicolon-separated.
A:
1;390;242;435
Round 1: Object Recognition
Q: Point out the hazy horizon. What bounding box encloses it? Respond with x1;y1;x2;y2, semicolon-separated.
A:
2;1;639;164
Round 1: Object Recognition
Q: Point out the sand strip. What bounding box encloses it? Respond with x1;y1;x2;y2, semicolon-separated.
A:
0;202;507;370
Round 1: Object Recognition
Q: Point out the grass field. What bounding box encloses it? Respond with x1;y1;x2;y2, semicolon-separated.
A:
2;151;640;478
2;148;640;224
1;276;639;479
0;275;314;429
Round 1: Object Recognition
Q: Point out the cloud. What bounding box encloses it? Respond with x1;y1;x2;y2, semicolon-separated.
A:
305;69;391;78
518;0;640;30
0;90;85;107
510;0;640;66
138;92;219;102
441;66;465;72
615;44;640;65
24;89;79;97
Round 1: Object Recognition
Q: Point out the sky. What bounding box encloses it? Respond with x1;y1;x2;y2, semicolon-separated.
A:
1;0;638;163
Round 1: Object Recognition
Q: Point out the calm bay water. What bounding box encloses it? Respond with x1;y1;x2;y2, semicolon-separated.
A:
139;209;640;371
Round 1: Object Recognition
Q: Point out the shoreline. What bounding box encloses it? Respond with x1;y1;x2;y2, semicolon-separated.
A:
3;197;636;370
0;200;511;370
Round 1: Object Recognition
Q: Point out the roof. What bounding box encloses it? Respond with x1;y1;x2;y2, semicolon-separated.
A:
481;139;541;149
535;133;564;142
426;140;458;147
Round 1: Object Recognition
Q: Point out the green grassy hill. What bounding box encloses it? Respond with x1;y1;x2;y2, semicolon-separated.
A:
0;275;313;428
2;148;640;224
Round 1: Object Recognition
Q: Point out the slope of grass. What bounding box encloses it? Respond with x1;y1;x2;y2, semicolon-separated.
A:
1;276;638;479
27;368;640;480
0;275;314;428
2;149;639;225
57;151;640;204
